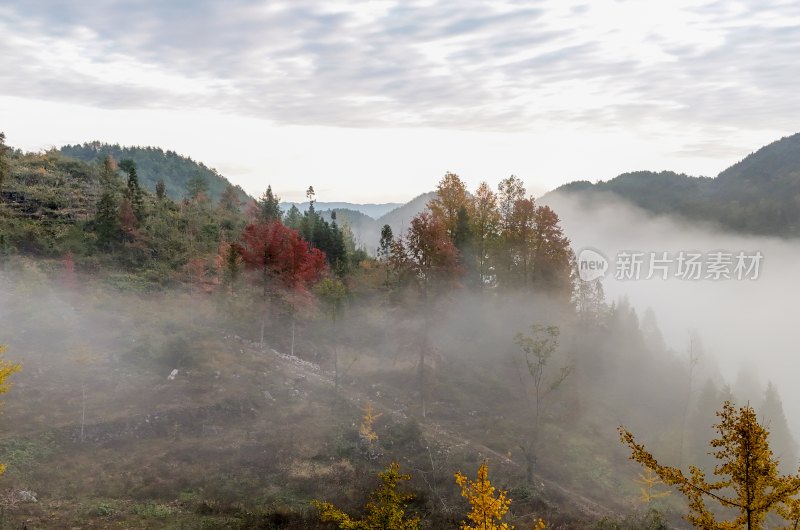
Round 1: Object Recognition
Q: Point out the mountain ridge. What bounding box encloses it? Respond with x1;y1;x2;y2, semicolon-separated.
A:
547;132;800;237
281;201;402;220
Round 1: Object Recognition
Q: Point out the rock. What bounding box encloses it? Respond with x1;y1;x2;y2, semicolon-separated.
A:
16;490;37;503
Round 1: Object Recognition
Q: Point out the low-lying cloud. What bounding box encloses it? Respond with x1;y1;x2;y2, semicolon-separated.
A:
545;191;800;433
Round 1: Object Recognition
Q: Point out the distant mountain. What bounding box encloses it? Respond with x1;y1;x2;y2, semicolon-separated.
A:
718;132;800;187
284;193;434;253
282;201;402;220
318;208;382;253
377;192;436;231
59;142;251;204
548;133;800;237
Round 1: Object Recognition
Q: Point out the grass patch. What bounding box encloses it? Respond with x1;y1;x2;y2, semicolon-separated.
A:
0;435;57;474
132;502;176;518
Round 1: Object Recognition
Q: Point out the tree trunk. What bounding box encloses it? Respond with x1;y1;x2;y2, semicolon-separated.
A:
291;316;296;356
521;443;536;484
80;382;86;443
334;344;339;392
260;315;265;351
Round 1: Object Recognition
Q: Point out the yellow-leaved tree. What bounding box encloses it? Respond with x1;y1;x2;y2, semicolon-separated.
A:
0;344;22;476
313;461;420;530
620;400;800;529
455;461;526;530
359;401;381;444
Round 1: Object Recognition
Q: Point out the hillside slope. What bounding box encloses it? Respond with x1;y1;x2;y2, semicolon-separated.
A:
549;133;800;236
60;142;251;204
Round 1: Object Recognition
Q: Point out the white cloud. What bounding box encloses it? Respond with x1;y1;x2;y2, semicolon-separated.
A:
0;1;798;199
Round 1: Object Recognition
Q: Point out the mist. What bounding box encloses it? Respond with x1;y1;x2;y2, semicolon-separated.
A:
2;149;798;527
0;248;706;527
545;191;800;433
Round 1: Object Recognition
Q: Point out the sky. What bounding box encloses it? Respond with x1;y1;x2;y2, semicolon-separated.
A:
1;0;799;202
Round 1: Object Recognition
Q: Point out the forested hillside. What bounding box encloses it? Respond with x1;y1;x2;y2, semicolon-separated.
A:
550;133;800;237
1;135;798;528
60;142;251;204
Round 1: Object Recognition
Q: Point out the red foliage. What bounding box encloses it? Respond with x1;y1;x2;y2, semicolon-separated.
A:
62;251;76;290
185;257;218;294
119;198;143;243
237;221;327;296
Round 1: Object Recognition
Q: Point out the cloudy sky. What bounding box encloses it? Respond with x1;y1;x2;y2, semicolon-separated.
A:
1;0;798;202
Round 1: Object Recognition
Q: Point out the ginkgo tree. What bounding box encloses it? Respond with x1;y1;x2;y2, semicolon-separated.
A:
620;400;800;529
0;344;21;476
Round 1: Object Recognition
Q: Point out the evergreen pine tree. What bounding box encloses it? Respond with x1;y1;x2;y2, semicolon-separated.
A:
760;382;799;474
257;185;281;222
95;156;121;248
119;159;145;223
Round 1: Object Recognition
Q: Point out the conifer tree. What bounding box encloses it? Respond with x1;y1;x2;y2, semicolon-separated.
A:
454;462;516;530
284;204;302;229
378;224;394;288
359;401;381;444
313;461;420;530
95;156;121;248
257;185;281;222
155;179;166;200
119;159;145;223
760;382;798;474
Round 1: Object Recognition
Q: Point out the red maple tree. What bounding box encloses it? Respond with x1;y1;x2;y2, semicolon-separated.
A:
237;220;327;352
237;221;326;296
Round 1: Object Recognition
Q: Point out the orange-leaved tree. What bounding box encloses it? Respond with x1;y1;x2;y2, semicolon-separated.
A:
454;461;519;530
620;400;800;529
0;344;21;476
428;171;471;242
313;461;420;530
391;211;461;417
